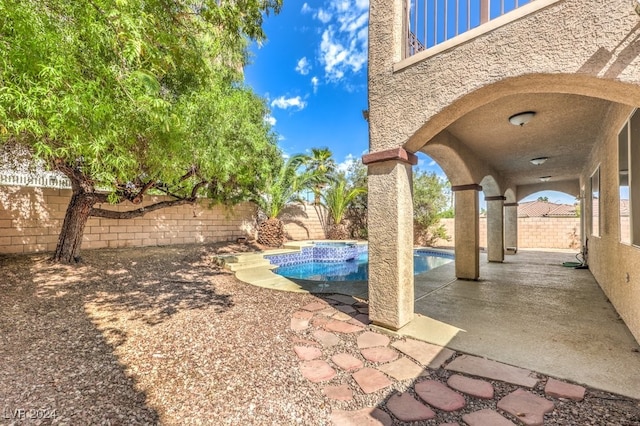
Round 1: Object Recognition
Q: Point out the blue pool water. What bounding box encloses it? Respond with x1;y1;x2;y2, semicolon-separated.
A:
274;251;453;281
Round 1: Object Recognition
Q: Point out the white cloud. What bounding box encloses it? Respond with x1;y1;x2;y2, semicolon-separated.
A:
295;57;311;75
315;0;369;83
428;160;437;167
270;96;307;111
315;9;332;23
311;76;319;93
264;115;277;126
301;3;312;13
337;153;357;173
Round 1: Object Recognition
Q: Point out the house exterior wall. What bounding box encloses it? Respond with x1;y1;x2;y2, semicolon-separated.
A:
438;217;582;250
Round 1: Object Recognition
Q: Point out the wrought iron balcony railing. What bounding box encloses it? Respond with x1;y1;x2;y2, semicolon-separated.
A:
406;0;536;57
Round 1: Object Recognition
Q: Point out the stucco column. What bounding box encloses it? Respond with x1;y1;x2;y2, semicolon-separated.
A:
486;196;505;262
363;148;417;330
452;184;482;280
504;202;518;254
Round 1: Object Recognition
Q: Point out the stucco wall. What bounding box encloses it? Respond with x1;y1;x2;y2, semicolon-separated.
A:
581;105;640;344
438;217;581;249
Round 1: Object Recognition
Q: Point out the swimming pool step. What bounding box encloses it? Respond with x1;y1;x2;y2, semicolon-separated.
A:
224;258;275;272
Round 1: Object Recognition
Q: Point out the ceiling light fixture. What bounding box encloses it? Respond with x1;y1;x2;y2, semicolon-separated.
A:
530;157;548;166
539;176;551;182
509;111;536;126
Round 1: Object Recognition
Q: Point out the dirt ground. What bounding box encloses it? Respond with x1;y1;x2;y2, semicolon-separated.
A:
1;242;639;425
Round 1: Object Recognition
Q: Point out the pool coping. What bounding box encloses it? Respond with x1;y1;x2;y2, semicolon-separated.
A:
222;240;453;298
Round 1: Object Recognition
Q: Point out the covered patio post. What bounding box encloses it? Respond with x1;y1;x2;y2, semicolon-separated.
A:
363;148;417;330
504;202;518;254
486;196;506;262
452;184;482;280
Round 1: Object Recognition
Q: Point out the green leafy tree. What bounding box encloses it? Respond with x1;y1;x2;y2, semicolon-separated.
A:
344;159;368;239
322;175;366;240
537;196;549;202
251;154;314;247
413;170;451;246
0;0;281;262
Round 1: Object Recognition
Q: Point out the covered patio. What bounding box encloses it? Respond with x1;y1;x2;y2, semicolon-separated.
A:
397;249;640;399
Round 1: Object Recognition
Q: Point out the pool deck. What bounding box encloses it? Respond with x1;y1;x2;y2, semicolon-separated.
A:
223;243;640;399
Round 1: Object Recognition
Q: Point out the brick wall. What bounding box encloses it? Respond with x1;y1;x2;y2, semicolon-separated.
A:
0;186;329;255
282;204;327;241
438;217;582;249
0;186;258;254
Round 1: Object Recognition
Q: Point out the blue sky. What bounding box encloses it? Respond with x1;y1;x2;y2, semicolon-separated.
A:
244;0;575;205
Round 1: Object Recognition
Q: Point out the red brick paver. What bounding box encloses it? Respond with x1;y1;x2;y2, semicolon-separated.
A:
331;353;364;371
312;329;341;347
462;409;516;426
391;338;454;368
322;384;353;401
360;347;398;363
545;378;586;401
447;374;494;399
377;357;425;381
445;355;539;388
415;380;466;411
386;392;436;422
299;360;336;383
324;319;364;333
352;368;393;394
357;331;390;349
497;389;554;426
293;346;322;361
330;407;392;426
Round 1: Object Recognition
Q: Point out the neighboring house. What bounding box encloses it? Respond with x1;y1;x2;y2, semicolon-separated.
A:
516;200;577;218
362;0;640;344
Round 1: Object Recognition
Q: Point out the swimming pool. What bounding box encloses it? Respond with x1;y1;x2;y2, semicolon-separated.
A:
273;249;453;281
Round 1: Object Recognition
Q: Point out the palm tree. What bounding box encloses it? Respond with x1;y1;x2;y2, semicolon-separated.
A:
322;176;367;240
252;154;313;247
306;147;336;205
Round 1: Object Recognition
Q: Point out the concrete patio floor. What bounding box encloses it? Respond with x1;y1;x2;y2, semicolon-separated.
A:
403;249;640;400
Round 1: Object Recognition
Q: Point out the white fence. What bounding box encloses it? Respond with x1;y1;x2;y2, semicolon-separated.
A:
0;172;71;189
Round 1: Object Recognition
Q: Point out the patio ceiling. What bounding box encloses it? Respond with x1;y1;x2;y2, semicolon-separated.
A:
444;92;615;190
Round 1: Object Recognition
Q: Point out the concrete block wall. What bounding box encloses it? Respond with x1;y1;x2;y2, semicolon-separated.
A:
438;217;582;249
282;204;327;241
0;186;258;254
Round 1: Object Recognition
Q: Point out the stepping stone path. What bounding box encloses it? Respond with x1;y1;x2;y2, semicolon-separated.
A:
289;296;589;425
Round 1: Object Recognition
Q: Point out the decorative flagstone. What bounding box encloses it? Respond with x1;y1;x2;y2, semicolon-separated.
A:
326;294;358;305
316;307;338;317
332;311;353;321
335;304;358;314
447;374;494;399
357;331;390;349
497;389;554;426
440;423;461;426
330;407;392;426
415;380;466;412
331;353;364;372
349;315;371;326
311;316;331;327
386;392;436;421
293;346;322;361
377;357;426;381
462;409;516;426
324;319;364;333
290;317;309;331
322;384;353;401
392;339;454;368
291;337;319;347
352;368;393;394
300;360;336;383
361;347;398;363
301;301;328;312
312;329;341;347
292;310;314;319
445;355;538;388
544;378;586;401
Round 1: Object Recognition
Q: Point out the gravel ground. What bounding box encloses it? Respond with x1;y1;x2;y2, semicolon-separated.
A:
0;243;639;425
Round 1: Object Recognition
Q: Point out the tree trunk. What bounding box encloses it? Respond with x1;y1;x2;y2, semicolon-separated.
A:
52;191;95;263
